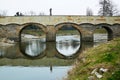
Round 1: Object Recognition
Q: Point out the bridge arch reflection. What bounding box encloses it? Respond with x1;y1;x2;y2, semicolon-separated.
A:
19;23;47;59
19;40;82;59
55;22;82;58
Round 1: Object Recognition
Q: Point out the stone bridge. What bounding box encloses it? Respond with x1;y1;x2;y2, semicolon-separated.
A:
0;15;120;42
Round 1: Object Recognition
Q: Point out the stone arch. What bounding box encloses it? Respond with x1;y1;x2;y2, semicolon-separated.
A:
6;23;20;26
95;23;113;41
113;23;120;25
19;23;47;41
79;23;95;31
55;22;82;38
5;23;21;31
112;23;120;38
55;22;82;57
0;24;3;26
55;22;80;31
79;23;95;42
79;23;95;34
20;23;46;32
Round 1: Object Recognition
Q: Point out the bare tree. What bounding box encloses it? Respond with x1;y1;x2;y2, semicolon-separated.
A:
29;11;36;16
39;12;45;15
22;11;36;16
98;0;119;16
86;8;93;16
0;10;7;16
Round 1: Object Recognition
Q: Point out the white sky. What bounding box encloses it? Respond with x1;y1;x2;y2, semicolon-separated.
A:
0;0;120;16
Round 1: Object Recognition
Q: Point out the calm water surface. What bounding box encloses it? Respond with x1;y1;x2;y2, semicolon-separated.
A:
0;66;71;80
0;34;107;80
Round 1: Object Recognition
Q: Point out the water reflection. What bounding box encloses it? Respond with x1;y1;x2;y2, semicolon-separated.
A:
0;47;5;57
56;40;80;56
0;34;108;80
0;45;23;59
56;35;80;56
19;35;81;59
0;34;107;59
25;40;46;56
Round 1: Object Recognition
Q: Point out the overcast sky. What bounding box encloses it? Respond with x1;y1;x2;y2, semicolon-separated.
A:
0;0;120;16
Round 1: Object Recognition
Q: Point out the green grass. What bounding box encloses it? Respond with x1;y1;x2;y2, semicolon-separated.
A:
108;70;120;80
66;38;120;80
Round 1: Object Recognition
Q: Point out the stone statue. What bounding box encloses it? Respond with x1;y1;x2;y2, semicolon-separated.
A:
50;8;52;16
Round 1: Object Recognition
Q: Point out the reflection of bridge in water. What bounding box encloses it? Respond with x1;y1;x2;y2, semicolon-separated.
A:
19;38;82;59
0;38;95;59
0;38;96;73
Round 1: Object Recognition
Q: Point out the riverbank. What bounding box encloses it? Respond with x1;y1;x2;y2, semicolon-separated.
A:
0;34;45;46
66;38;120;80
0;38;15;46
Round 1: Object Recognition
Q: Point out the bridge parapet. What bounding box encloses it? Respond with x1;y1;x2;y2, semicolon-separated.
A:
0;16;120;25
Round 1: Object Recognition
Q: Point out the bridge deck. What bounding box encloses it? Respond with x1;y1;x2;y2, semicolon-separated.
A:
0;16;120;25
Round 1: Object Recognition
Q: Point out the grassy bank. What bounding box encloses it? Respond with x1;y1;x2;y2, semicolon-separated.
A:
67;38;120;80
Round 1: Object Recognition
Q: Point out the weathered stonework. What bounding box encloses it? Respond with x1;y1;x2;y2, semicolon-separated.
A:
0;16;120;42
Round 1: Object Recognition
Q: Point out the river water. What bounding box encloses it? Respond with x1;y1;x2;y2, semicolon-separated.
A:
0;34;107;80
